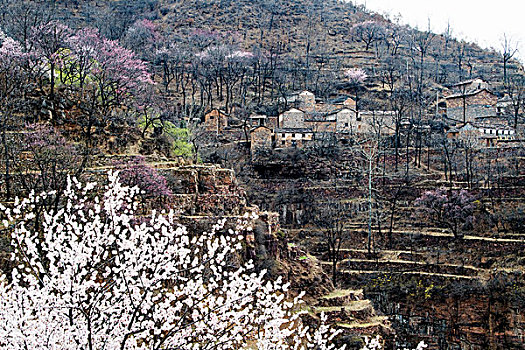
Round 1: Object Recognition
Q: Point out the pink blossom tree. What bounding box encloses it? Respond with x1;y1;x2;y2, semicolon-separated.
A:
415;188;476;238
344;68;367;112
122;19;162;61
6;23;154;148
12;124;83;210
344;68;368;85
0;173;344;350
65;27;153;147
114;156;172;211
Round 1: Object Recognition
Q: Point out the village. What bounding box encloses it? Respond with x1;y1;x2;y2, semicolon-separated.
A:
202;77;521;156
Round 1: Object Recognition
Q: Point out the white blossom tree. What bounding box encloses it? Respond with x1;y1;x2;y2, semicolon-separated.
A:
0;172;342;350
0;172;429;350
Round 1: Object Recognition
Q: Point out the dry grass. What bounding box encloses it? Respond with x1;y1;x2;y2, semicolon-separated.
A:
321;289;363;300
315;300;370;313
336;316;389;329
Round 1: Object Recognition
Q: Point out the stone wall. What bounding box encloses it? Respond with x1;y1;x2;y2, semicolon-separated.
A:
159;165;247;216
279;109;306;129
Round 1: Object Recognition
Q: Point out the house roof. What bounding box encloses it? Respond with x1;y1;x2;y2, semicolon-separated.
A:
282;108;305;114
497;95;513;103
329;96;350;104
445;88;496;100
450;78;485;87
457;122;515;131
250;125;272;133
275;128;314;133
205;109;229;116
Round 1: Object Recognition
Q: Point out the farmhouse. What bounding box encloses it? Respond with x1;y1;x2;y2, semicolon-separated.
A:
443;89;498;123
447;122;516;147
250;126;273;156
204;109;229;135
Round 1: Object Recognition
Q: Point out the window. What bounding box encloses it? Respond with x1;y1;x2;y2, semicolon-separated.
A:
345;123;349;127
302;133;306;138
282;134;285;138
282;141;285;146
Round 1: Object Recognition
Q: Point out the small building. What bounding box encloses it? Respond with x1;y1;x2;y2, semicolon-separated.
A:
279;108;306;129
447;122;516;147
342;97;357;109
250;126;273;156
443;89;498;123
275;128;314;148
352;111;396;135
335;108;356;133
297;90;316;111
204;109;229;135
478;124;516;141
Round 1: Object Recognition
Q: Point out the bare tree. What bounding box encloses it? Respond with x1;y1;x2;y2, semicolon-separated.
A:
351;20;387;52
504;72;525;129
501;34;519;87
311;198;349;286
353;135;383;256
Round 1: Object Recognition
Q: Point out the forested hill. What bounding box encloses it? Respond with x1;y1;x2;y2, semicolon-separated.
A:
40;0;520;93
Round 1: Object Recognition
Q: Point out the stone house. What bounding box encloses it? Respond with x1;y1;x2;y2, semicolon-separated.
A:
335;108;356;133
478;123;516;141
297;90;316;110
302;108;354;134
250;126;273;155
447;122;516;147
204;109;229;134
279;108;306;129
443;89;498;123
342;97;357;109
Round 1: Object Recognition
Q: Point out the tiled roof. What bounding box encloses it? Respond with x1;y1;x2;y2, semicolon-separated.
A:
445;88;495;99
275;128;314;133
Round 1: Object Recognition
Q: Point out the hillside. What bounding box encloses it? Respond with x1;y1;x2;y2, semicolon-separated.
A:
0;1;524;349
49;0;519;90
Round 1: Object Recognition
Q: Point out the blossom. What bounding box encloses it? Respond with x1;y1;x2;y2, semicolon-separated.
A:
0;172;345;350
